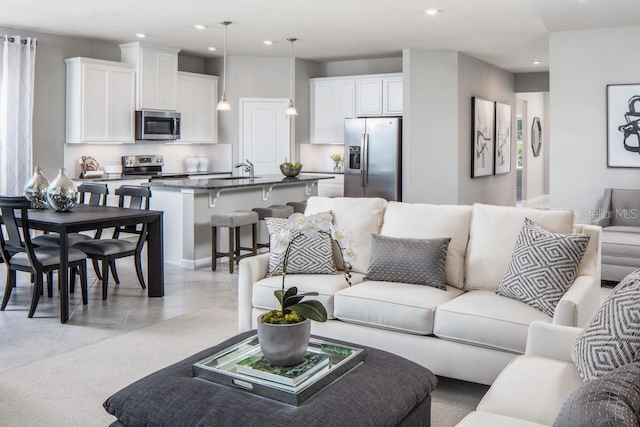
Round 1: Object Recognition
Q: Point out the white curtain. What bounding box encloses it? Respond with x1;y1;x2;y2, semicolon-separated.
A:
0;35;37;196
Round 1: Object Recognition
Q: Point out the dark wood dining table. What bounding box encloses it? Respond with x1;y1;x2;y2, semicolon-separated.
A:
7;204;164;323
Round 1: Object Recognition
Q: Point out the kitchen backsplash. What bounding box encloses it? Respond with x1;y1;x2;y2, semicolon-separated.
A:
300;143;345;172
63;143;232;178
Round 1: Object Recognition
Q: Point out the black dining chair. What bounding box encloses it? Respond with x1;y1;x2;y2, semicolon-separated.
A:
0;196;88;317
72;186;151;300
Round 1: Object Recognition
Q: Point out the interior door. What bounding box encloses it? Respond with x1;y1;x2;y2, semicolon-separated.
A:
240;99;289;176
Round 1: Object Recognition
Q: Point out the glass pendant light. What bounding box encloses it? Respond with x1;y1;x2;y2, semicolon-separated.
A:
216;21;232;111
285;38;298;116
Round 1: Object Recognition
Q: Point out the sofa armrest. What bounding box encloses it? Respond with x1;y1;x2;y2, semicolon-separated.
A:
238;253;270;332
591;188;612;227
553;275;599;328
525;321;582;363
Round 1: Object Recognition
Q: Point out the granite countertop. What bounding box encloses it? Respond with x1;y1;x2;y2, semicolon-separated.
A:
74;171;233;182
146;174;335;190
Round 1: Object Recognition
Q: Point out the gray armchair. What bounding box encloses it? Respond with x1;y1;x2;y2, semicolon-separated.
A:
593;188;640;282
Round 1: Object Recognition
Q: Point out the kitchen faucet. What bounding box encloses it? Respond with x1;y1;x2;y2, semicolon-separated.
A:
234;159;255;179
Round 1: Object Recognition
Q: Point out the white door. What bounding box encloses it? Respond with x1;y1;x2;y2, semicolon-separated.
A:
239;98;289;176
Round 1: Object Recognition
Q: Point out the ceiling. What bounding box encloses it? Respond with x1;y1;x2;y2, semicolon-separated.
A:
1;0;639;73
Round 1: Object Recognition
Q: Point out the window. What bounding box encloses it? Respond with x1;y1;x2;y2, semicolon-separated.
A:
516;115;523;169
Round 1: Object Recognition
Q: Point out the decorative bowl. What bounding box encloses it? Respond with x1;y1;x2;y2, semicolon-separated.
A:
280;164;302;177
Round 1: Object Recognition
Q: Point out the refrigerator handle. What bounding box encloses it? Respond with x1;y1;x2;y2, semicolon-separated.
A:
360;133;366;188
364;133;370;184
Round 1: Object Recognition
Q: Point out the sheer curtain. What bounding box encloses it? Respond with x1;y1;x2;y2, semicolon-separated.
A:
0;35;37;195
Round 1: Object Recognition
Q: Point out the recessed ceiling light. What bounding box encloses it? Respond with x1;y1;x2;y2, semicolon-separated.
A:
194;24;206;30
425;9;439;15
532;60;541;65
135;33;147;38
263;40;274;45
207;46;217;51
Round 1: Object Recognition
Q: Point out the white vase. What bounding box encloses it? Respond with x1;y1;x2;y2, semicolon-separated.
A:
186;155;198;173
197;155;209;172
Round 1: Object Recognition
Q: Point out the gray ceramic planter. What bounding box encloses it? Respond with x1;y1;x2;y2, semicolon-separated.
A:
257;314;311;366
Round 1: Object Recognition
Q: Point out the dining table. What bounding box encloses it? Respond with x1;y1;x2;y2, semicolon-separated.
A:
6;204;164;323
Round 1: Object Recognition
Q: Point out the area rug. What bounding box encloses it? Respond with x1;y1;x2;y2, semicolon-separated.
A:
0;307;487;426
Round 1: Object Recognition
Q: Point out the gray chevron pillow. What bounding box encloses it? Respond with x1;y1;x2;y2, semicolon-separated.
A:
495;218;590;317
265;216;337;276
572;270;640;382
364;234;451;290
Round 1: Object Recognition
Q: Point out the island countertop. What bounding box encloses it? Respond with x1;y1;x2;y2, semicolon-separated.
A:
146;174;334;190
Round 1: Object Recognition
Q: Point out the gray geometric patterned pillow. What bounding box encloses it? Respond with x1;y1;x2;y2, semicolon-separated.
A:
364;234;451;290
554;362;640;427
496;218;590;317
265;217;337;276
572;270;640;382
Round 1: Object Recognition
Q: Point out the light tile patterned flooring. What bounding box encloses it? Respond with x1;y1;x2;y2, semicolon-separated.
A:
0;257;237;373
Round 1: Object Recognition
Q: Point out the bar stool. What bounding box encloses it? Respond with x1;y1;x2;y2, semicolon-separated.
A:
251;205;295;249
286;200;307;214
210;211;259;273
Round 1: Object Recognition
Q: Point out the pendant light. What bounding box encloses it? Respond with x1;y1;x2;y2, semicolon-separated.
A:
285;38;298;116
216;21;232;111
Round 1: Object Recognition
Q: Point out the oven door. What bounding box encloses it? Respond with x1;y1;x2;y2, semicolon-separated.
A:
135;110;181;141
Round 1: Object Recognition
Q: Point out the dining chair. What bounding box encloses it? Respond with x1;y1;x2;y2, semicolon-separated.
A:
0;196;88;317
72;186;151;300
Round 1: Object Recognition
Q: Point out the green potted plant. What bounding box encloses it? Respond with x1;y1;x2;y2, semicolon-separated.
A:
257;212;356;366
330;153;343;171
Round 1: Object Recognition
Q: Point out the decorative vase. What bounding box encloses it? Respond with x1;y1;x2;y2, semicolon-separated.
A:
257;315;311;366
333;160;341;171
23;166;49;209
186;155;198;173
46;168;78;212
197;154;209;172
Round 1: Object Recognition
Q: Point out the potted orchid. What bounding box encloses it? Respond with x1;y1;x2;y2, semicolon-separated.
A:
257;212;356;366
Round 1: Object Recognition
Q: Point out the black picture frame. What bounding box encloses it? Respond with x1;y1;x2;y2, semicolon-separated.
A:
471;97;495;178
607;83;640;168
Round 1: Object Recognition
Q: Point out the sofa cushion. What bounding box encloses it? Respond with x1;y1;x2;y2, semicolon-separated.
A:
265;216;336;276
334;281;463;335
465;204;575;291
305;197;388;275
364;234;450;290
554;361;640;427
433;291;551;353
495;218;590;317
602;229;640;257
610;189;640;227
252;272;364;320
477;355;583;426
380;202;472;289
572;270;640;382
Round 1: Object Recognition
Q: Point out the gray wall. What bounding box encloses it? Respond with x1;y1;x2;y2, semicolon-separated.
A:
515;72;550;93
402;49;459;204
294;58;324;152
457;53;516;206
321;57;402;77
549;26;640;221
178;55;205;74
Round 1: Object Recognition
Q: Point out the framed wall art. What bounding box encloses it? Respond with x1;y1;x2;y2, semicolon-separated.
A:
494;102;512;174
607;83;640;167
471;97;495;178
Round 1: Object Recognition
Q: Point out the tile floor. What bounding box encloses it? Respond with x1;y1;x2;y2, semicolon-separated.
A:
0;257;237;372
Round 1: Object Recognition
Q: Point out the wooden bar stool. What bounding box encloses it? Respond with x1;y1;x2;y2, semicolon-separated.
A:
251;205;295;249
286;200;307;214
210;211;259;273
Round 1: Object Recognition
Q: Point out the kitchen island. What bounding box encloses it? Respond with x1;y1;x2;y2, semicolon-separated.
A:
147;174;334;268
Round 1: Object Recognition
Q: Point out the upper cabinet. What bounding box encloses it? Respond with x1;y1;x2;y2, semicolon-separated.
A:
177;72;219;143
310;73;402;144
65;57;136;144
120;42;180;111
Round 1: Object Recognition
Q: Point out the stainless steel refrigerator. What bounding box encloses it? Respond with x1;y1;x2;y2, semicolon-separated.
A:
344;117;402;201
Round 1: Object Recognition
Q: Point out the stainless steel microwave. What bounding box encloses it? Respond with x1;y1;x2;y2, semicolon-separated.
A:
135;110;181;141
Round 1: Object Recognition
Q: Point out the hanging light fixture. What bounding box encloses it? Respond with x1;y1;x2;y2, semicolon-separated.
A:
216;21;232;111
285;38;298;116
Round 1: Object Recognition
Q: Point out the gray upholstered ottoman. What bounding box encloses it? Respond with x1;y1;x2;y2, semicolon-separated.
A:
104;331;437;427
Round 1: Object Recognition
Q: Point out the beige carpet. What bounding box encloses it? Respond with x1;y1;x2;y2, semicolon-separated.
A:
0;307;487;426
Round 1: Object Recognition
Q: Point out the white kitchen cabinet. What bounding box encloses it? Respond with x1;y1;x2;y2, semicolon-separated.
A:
310;78;355;143
177;72;218;143
356;79;384;116
120;42;180;111
384;76;403;115
315;174;344;197
65;57;135;144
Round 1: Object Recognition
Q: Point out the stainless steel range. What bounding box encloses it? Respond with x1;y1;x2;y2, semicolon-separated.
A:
121;155;164;176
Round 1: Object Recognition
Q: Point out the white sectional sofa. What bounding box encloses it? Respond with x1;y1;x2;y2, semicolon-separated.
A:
238;197;602;385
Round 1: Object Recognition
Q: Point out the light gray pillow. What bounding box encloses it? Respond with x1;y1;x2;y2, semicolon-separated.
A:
572;270;640;382
496;218;590;316
265;217;337;276
364;234;451;290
